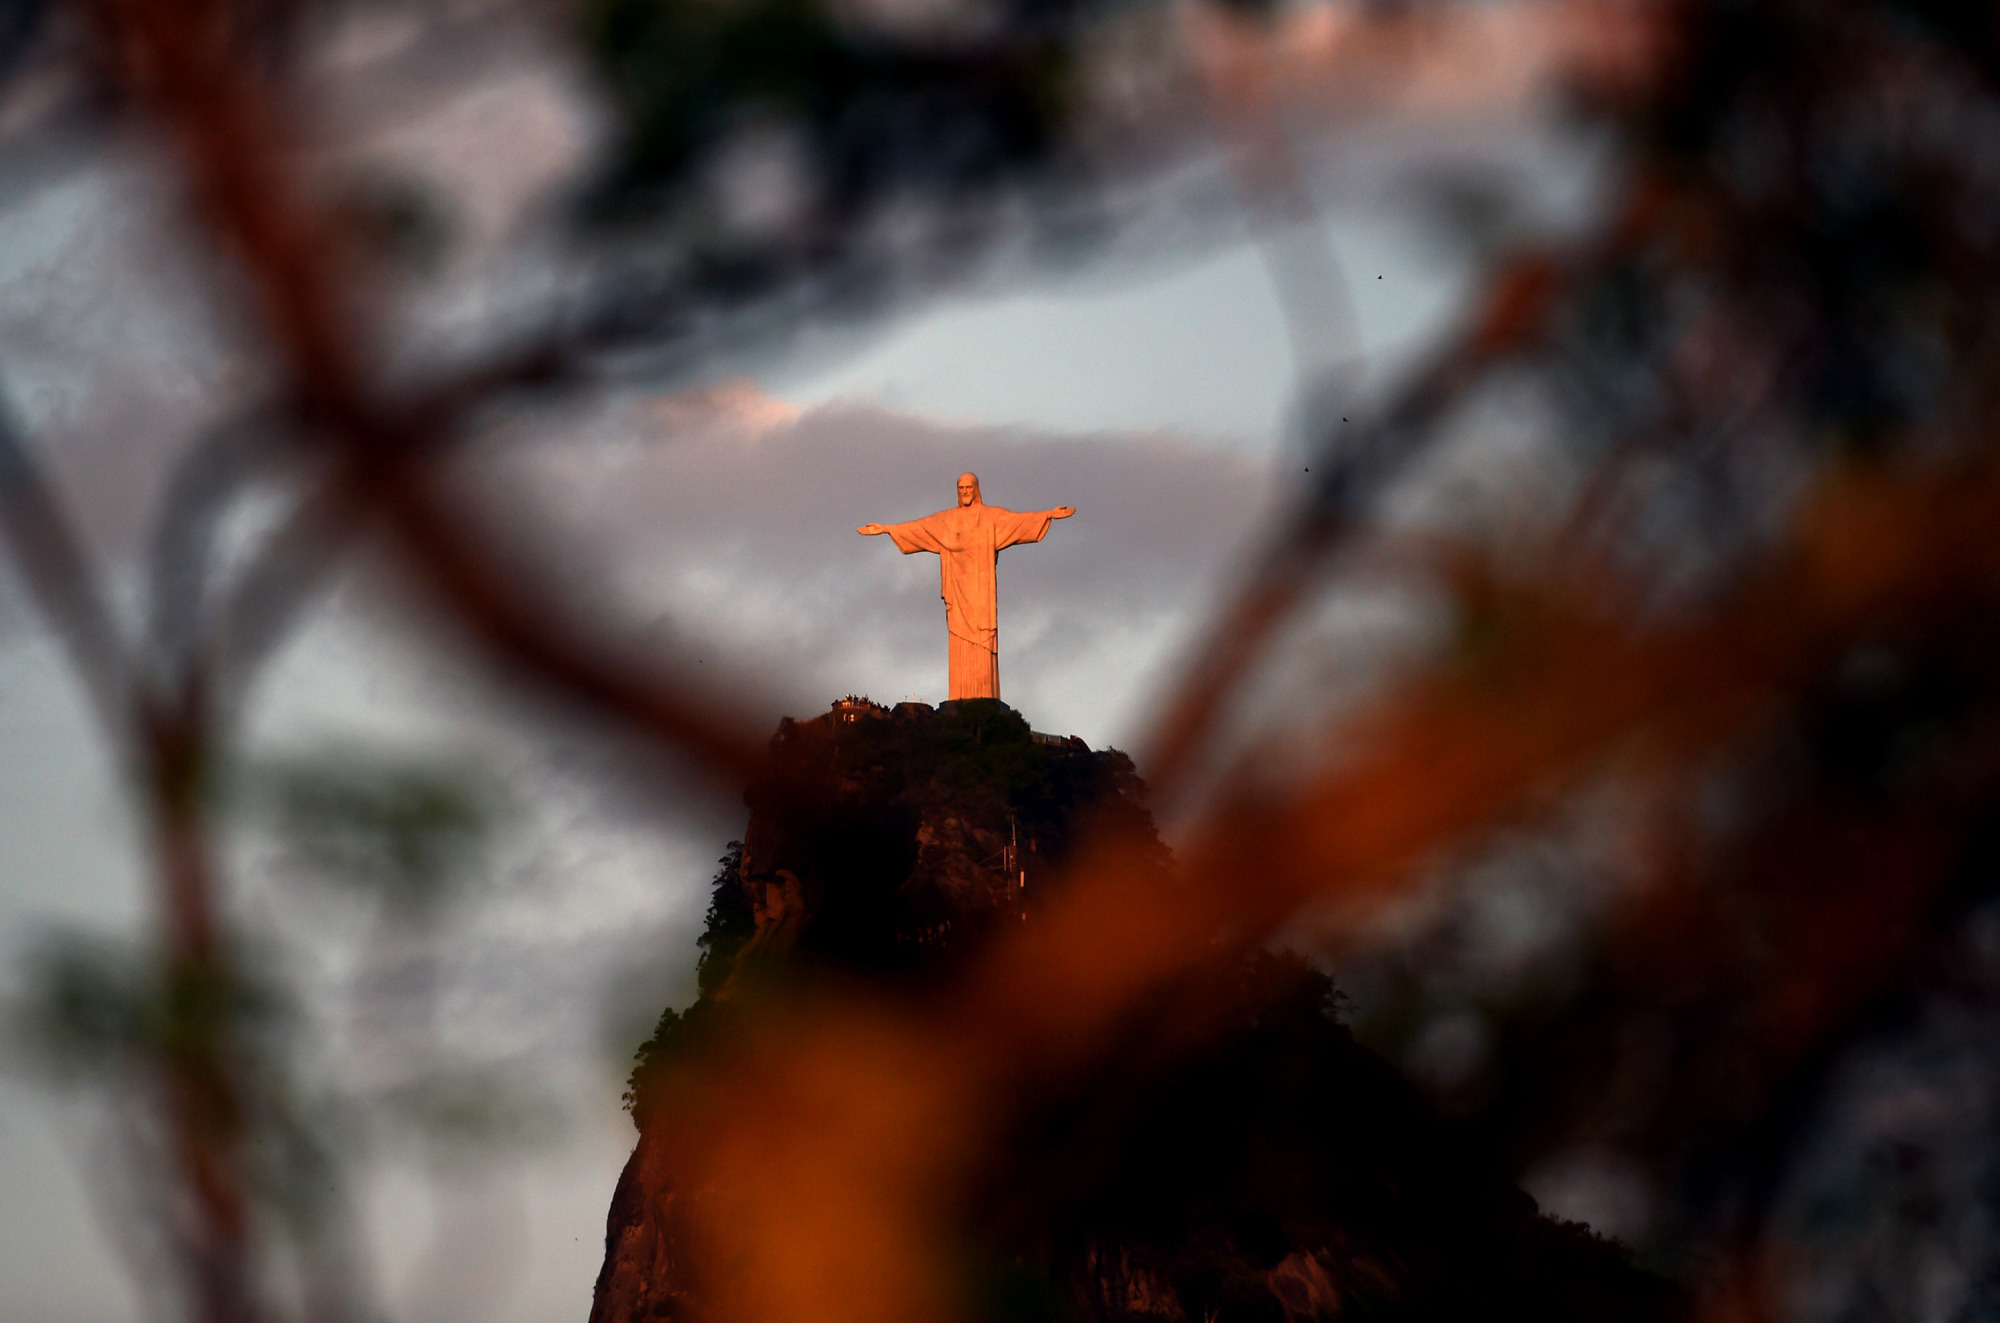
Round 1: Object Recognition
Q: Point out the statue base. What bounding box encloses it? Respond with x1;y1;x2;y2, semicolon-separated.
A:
937;698;1013;715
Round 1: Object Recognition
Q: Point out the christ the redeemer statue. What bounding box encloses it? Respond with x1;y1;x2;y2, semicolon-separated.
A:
859;472;1075;702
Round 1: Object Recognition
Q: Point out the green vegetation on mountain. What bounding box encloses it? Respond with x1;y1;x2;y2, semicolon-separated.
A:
602;700;1681;1322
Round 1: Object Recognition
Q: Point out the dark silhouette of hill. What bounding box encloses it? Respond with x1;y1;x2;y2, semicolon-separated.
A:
595;699;1683;1322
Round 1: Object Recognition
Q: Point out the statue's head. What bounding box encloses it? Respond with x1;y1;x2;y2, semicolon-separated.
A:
957;472;982;507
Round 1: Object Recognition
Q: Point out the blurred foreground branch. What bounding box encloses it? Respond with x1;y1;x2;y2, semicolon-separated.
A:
10;0;2000;1321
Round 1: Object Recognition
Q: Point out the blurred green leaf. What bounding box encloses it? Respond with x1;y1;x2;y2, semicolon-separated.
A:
251;750;503;917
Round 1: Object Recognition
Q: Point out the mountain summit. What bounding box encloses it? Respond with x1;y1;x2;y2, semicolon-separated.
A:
593;699;1679;1322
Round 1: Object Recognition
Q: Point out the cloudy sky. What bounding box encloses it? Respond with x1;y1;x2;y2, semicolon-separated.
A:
0;4;1606;1319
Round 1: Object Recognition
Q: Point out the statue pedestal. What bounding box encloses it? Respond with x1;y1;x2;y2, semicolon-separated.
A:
937;698;1013;715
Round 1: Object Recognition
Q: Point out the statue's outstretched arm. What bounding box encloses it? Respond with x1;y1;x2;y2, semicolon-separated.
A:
1047;506;1076;519
861;517;947;554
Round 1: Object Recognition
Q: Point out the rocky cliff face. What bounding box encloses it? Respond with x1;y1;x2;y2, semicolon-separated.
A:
593;699;1681;1323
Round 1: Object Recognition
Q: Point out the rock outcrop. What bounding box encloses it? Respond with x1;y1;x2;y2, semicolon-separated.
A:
594;699;1682;1322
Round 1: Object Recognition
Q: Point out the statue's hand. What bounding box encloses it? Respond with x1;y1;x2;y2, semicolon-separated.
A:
1050;506;1076;519
858;523;887;536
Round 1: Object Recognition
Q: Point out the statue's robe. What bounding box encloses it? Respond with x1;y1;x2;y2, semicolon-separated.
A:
882;502;1057;701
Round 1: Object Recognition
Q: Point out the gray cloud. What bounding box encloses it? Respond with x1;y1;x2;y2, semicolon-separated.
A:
477;385;1279;744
